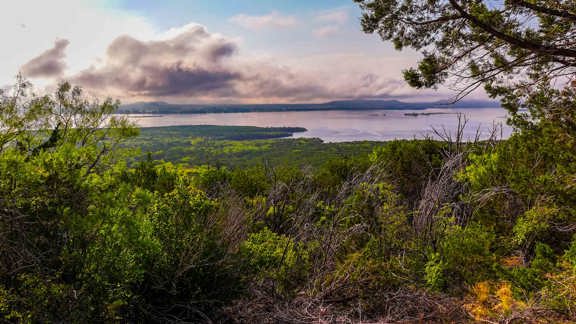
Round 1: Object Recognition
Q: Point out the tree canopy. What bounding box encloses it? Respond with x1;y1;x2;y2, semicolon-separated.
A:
355;0;576;125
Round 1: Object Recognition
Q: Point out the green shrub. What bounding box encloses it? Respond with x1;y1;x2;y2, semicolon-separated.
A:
505;243;556;293
565;235;576;269
231;167;269;197
370;140;445;204
240;227;311;293
427;223;496;291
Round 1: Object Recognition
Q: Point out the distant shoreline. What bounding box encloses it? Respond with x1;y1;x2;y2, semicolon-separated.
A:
117;106;500;115
118;100;501;115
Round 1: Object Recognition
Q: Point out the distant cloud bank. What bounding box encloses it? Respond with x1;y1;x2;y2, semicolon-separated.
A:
70;24;241;98
21;39;69;78
60;24;338;101
3;1;481;103
13;7;450;103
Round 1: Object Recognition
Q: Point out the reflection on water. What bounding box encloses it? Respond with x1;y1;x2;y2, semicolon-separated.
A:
121;108;513;142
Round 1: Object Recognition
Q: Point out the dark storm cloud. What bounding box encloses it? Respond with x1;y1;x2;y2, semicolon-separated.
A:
21;39;69;78
206;41;237;62
136;65;240;97
69;24;338;101
71;25;241;97
74;61;241;97
65;24;411;102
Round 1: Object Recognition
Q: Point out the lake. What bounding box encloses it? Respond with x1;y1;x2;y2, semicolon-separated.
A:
123;107;513;142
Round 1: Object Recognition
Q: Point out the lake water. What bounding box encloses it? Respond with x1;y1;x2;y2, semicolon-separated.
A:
123;108;513;142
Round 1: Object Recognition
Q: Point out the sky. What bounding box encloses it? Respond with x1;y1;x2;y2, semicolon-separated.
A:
1;0;465;104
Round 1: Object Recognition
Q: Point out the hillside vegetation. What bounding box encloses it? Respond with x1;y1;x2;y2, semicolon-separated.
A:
2;0;576;321
0;81;575;323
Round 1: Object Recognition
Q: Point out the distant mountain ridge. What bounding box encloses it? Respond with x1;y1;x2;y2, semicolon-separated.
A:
118;99;501;114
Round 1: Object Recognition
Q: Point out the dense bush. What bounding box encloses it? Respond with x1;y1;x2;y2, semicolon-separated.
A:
370;139;446;205
1;80;575;323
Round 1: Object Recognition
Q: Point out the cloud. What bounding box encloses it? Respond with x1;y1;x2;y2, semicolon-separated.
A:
65;23;329;102
66;23;342;102
313;26;340;38
315;8;349;25
0;0;156;87
17;17;433;103
66;23;431;103
20;39;69;78
1;1;450;103
312;8;349;38
71;24;241;98
234;64;333;102
230;11;298;30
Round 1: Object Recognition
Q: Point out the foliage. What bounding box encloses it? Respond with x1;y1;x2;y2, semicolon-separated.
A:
464;280;528;322
240;228;311;294
1;78;576;322
566;235;576;268
355;0;576;128
426;223;496;291
129;126;382;169
137;125;306;141
0;81;239;322
370;139;446;204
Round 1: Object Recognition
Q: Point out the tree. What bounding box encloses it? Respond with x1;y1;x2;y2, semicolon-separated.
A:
0;78;139;321
354;0;576;126
0;80;242;322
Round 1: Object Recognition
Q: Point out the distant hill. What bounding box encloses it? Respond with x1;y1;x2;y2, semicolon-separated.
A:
118;99;501;114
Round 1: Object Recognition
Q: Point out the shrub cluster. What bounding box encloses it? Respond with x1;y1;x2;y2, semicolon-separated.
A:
1;81;575;322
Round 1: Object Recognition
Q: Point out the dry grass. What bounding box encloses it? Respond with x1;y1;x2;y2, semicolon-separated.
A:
225;286;467;323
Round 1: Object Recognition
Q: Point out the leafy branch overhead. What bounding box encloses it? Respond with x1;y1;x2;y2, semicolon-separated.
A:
355;0;576;119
